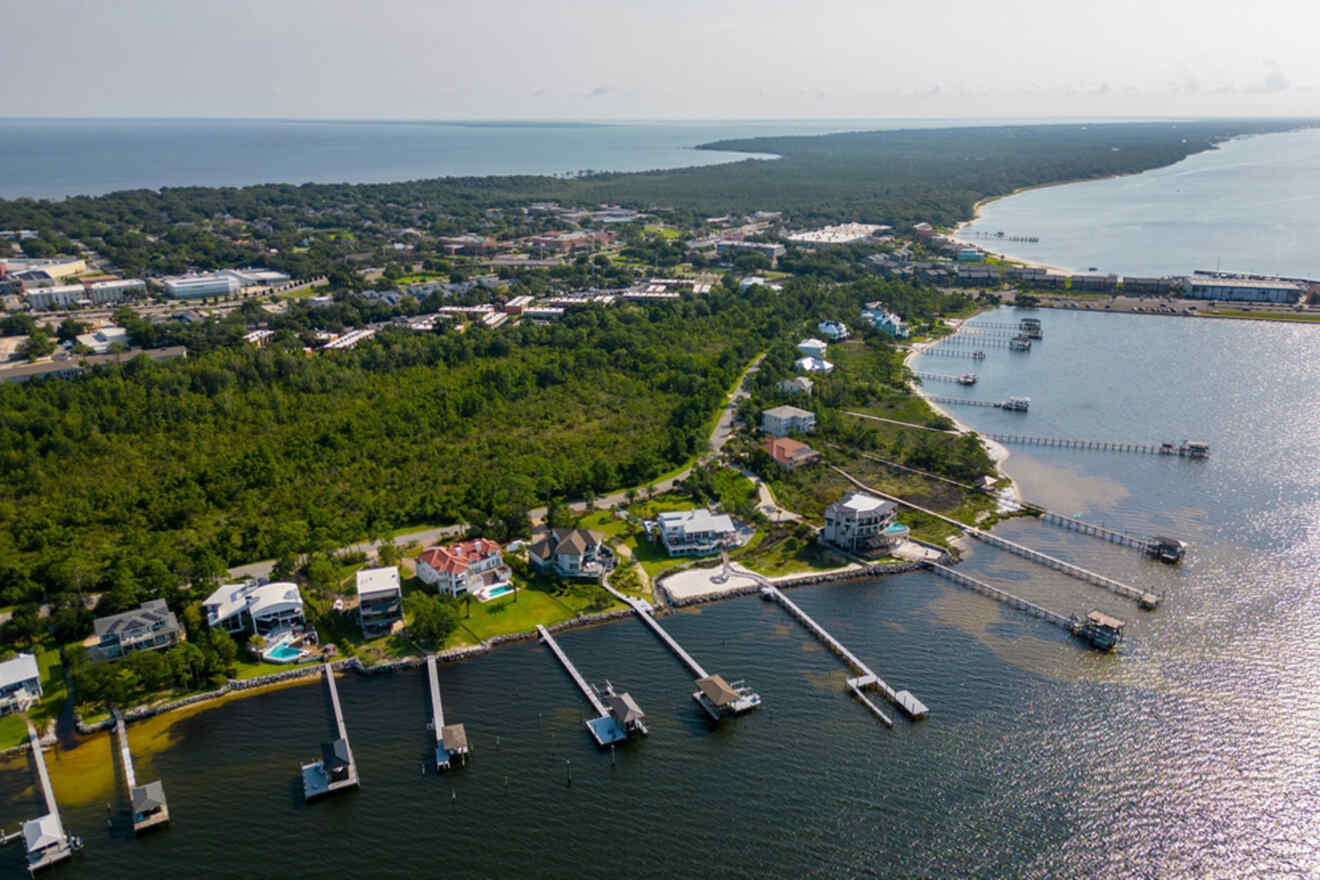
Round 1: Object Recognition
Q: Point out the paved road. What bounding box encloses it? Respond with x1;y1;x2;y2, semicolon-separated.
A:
227;524;466;581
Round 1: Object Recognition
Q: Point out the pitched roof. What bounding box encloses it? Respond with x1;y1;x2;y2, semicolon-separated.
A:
761;436;817;466
322;738;351;770
93;599;179;639
418;538;502;576
23;814;62;851
762;404;813;420
0;653;39;689
696;674;739;707
549;528;602;556
441;723;468;751
131;781;166;813
607;692;645;724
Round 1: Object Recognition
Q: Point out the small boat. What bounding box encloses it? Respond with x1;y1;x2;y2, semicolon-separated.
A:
957;373;977;385
972;350;986;359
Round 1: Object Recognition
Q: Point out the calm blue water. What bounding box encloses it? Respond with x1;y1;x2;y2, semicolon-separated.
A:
1;308;1316;877
960;127;1320;279
1;116;1145;201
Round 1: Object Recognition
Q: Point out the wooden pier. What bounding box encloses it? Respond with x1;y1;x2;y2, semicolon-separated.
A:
829;466;1160;609
914;371;976;385
760;586;926;723
113;709;169;833
925;394;1029;411
426;655;468;771
931;333;1018;350
982;433;1210;458
922;563;1125;650
601;584;761;720
301;663;360;801
21;720;80;873
918;347;985;361
536;625;647;747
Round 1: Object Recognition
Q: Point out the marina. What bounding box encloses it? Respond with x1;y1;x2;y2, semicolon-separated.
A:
113;709;169;834
301;663;360;801
21;720;81;873
760;585;926;723
536;625;648;747
426;654;469;770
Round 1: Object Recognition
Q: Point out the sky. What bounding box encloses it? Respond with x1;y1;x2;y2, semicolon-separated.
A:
5;0;1319;119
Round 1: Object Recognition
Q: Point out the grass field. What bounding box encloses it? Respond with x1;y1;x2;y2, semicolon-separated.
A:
445;583;622;647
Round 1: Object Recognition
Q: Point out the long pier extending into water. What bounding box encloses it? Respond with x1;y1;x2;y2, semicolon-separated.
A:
919;346;986;360
914;371;975;385
602;584;761;720
925;394;1028;410
983;432;1209;458
301;663;360;801
536;625;647;747
829;466;1160;609
923;562;1074;630
760;585;926;724
426;655;468;770
114;709;169;833
22;720;79;873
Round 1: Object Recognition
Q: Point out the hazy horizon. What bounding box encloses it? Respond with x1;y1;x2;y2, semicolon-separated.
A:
7;0;1319;120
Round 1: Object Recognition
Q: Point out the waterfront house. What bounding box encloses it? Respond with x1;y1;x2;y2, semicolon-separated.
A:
796;338;829;358
822;492;899;554
777;376;813;396
816;320;850;341
860;302;909;338
761;404;816;437
203;581;306;636
355;567;403;638
655;509;739;557
794;356;834;374
91;599;184;662
416;539;512;598
0;653;41;715
761;436;821;470
527;528;611;578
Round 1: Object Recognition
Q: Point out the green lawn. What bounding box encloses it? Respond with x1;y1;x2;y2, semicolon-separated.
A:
0;712;28;751
730;526;845;577
444;583;622;647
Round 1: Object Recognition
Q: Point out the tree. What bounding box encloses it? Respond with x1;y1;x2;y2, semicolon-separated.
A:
208;628;239;668
18;328;55;360
405;593;459;648
56;318;89;343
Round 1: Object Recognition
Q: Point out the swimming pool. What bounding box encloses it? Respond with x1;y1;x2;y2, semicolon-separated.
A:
485;585;513;599
266;643;305;662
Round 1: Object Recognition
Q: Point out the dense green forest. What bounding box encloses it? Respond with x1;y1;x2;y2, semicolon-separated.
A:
1;120;1311;278
0;279;968;613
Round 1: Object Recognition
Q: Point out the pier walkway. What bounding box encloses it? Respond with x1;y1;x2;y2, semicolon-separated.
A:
113;709;169;833
931;333;1016;350
426;655;468;770
829;466;1160;609
923;562;1074;630
914;371;975;385
601;584;760;720
302;663;359;801
536;626;646;746
22;720;78;873
982;433;1209;458
918;347;985;360
760;586;926;723
925;394;1027;410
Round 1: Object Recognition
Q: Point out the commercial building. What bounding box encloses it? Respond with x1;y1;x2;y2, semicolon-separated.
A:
822;492;899;554
203;581;306;636
786;223;883;245
162;274;242;299
24;285;87;310
91;599;184;662
355;567;403;638
761;404;816;436
0;653;41;715
714;240;786;259
0;257;86;279
88;278;146;304
416;539;511;598
654;509;739;557
221;267;291;287
74;326;130;354
1185;276;1304;303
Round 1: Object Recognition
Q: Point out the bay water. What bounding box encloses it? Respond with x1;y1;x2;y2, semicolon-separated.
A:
2;306;1317;877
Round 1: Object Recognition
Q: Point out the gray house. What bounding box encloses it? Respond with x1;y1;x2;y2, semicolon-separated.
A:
91;599;184;662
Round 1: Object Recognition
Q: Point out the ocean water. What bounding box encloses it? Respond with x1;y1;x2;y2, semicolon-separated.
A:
2;306;1318;877
1;116;1139;201
959;127;1320;279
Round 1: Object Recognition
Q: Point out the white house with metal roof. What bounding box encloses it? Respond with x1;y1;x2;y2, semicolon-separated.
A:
203;580;306;636
0;653;41;715
822;492;899;553
656;509;740;557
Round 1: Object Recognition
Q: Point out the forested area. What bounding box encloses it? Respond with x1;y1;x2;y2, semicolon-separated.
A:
0;121;1308;278
0;278;956;613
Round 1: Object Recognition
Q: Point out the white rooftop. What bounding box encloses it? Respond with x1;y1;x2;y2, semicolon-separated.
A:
658;509;736;535
1187;276;1303;290
23;814;63;852
837;492;895;514
0;652;39;689
356;566;402;599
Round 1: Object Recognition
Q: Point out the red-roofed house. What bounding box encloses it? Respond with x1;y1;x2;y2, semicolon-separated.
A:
760;436;821;470
416;539;512;598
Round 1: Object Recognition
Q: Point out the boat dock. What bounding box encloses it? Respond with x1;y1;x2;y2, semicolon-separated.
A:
829;466;1160;609
21;720;80;873
601;585;761;720
914;371;977;385
925;394;1029;411
301;663;360;801
760;586;926;724
923;563;1125;650
426;655;468;771
918;346;986;360
113;709;169;833
536;625;647;747
982;433;1210;458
